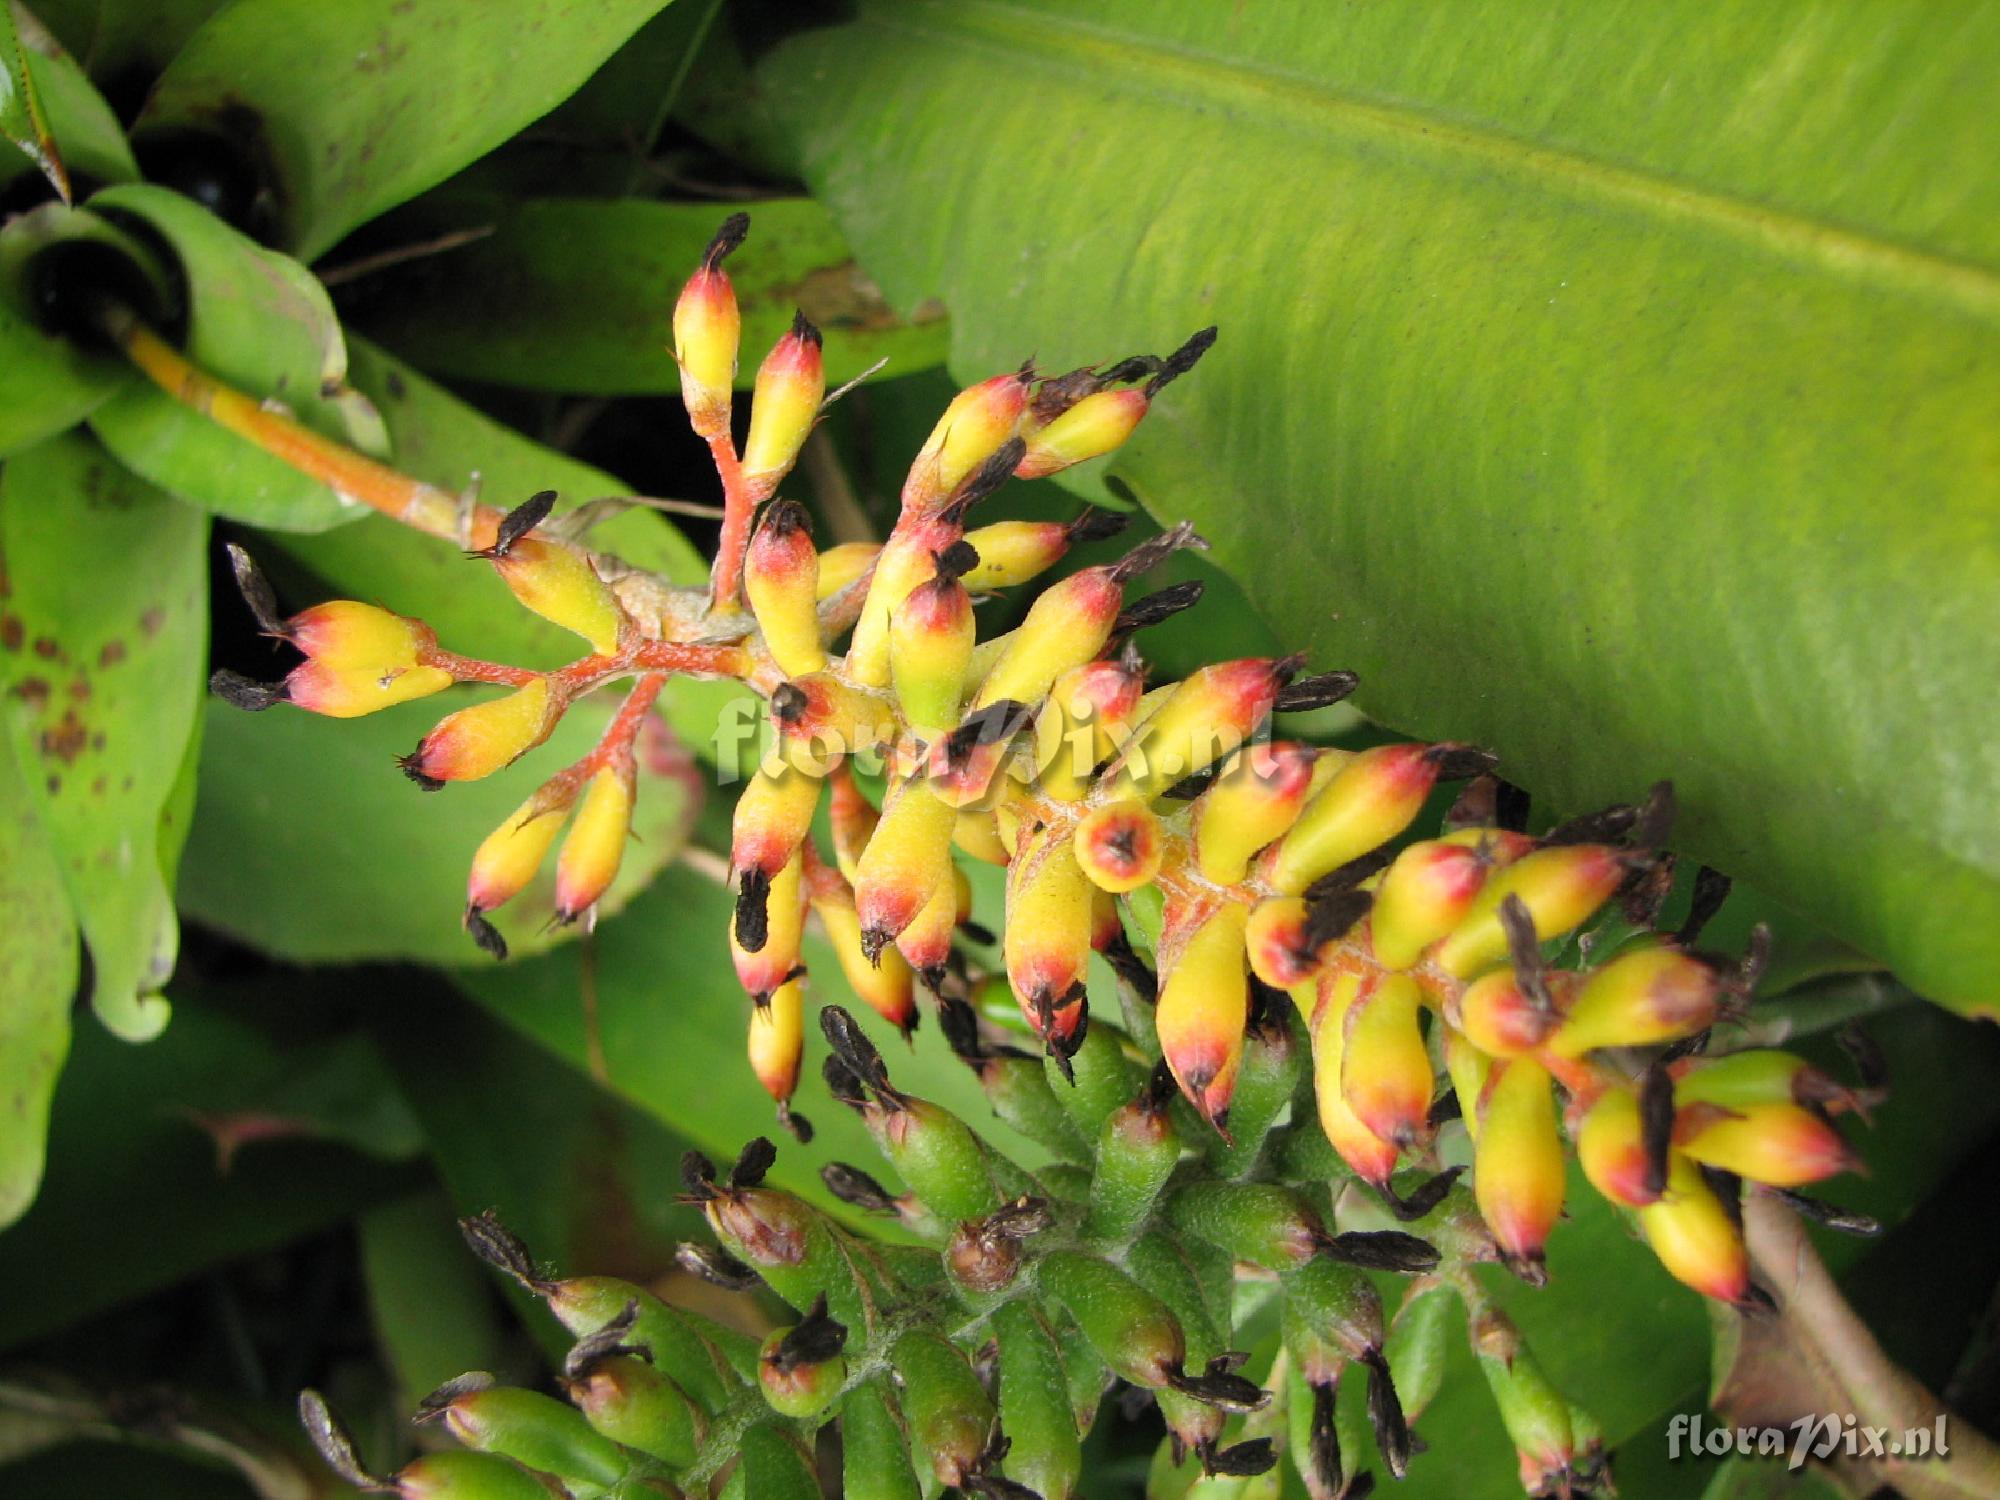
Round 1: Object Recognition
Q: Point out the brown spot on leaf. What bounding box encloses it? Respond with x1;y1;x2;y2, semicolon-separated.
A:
99;640;126;668
41;710;88;764
11;677;50;707
68;678;90;702
45;774;60;796
140;607;166;637
33;636;61;660
1;616;21;650
91;775;107;796
91;732;106;752
792;263;940;333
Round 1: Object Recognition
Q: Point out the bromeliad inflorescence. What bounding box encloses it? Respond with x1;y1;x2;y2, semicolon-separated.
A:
126;216;1889;1495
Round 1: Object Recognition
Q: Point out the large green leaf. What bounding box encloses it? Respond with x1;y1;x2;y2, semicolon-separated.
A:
178;689;702;965
0;725;75;1229
760;0;2000;1016
0;0;65;200
349;194;947;395
0;4;135;199
0;429;205;1047
25;0;225;90
0;975;422;1350
135;0;675;260
0;204;145;458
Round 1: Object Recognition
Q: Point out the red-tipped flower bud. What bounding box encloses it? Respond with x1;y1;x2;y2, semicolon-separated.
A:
1549;944;1723;1057
288;599;436;669
402;678;557;786
1192;741;1320;883
1015;387;1148;479
1155;896;1249;1132
554;764;634;921
742;313;825;498
1473;1056;1565;1281
1639;1153;1751;1303
1339;972;1433;1150
489;536;627;657
1098;656;1292;805
672;215;747;439
745;501;825;677
284;658;454;718
1269;743;1457;895
1370;836;1506;970
466;787;572;916
1075;799;1164;893
906;371;1029;510
748;976;808;1110
1432;844;1626;979
733;848;806;1002
890;562;977;737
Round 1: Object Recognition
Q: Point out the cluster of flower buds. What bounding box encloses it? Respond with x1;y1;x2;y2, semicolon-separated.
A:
196;217;1896;1495
301;999;1470;1500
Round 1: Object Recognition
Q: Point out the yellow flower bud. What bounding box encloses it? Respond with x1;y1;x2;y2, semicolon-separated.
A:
1575;1086;1661;1208
1638;1153;1750;1303
466;788;571;915
1431;844;1627;979
748;977;808;1109
1002;822;1095;1049
741;313;825;498
1268;744;1461;895
1096;657;1292;805
1548;945;1722;1057
906;371;1029;509
554;765;634;922
1014;387;1148;480
890;559;977;737
1339;972;1432;1150
402;678;557;786
490;536;627;657
1308;969;1401;1187
1074;799;1163;893
744;501;826;678
284;660;454;718
672;215;747;439
854;775;957;957
733;847;806;1002
288;600;435;670
1674;1101;1856;1187
807;859;917;1035
1156;896;1249;1133
1473;1056;1564;1281
1191;741;1319;884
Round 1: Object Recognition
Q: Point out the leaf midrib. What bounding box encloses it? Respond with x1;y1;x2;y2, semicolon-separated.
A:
860;0;2000;325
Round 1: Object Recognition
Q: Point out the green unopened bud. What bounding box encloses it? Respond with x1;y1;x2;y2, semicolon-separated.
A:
1086;1064;1183;1243
417;1376;627;1495
840;1380;924;1500
1172;1180;1327;1272
890;1329;997;1487
758;1292;848;1419
1472;1310;1580;1498
564;1352;700;1468
1203;996;1303;1177
1050;1017;1146;1140
683;1142;873;1331
995;1299;1084;1500
395;1451;555;1500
